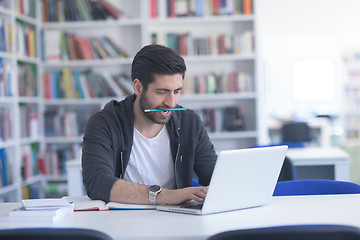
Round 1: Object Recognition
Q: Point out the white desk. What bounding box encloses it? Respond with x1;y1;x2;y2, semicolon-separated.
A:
287;147;350;181
1;194;360;240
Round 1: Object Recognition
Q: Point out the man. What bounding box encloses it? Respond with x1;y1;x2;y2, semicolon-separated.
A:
82;44;217;205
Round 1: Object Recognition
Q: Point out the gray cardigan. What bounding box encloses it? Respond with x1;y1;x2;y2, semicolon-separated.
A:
82;94;217;202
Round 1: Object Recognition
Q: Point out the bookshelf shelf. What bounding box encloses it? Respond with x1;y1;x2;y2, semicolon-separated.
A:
22;175;45;187
150;14;255;24
18;97;41;103
0;97;15;103
0;140;16;148
19;137;42;145
16;56;41;64
15;13;38;25
43;58;133;68
45;175;67;182
44;136;84;144
209;131;257;139
0;52;14;59
0;7;11;16
42;19;142;30
43;98;116;105
180;92;256;101
0;184;18;197
184;54;255;62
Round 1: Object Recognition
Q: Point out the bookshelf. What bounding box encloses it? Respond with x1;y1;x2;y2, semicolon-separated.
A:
341;52;360;147
1;0;263;201
40;0;142;196
0;1;44;202
150;0;259;151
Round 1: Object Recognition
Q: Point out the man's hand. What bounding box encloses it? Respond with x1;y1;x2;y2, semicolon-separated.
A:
156;186;208;205
110;179;208;205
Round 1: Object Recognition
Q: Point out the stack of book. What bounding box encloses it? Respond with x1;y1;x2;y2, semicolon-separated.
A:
5;198;74;222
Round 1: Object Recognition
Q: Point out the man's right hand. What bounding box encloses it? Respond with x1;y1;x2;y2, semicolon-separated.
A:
156;186;208;205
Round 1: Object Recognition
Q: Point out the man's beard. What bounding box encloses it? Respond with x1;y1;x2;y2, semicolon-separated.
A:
139;91;173;125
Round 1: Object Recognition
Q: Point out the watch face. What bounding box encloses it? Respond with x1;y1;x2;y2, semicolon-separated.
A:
149;185;161;192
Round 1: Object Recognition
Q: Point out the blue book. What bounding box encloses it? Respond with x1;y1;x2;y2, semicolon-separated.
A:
0;148;8;186
73;71;85;98
195;0;204;17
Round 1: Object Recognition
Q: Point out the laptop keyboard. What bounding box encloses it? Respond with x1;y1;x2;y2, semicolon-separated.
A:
179;202;204;210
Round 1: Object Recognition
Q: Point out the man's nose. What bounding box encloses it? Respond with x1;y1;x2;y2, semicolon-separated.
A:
164;92;176;108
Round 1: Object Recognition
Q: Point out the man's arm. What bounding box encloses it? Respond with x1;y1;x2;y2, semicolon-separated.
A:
110;179;207;205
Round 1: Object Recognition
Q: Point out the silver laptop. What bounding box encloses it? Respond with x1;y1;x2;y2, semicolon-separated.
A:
156;145;288;215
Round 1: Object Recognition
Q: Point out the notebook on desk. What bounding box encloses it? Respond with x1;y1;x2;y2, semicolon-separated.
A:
156;145;288;215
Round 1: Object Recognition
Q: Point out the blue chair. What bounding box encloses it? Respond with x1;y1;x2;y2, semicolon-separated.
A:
281;121;312;148
0;228;112;240
208;225;360;240
273;179;360;196
192;179;201;186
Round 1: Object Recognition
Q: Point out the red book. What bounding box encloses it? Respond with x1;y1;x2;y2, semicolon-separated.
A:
179;33;187;56
66;34;77;60
243;0;252;15
43;0;49;22
38;155;47;175
43;73;51;99
19;0;24;14
218;34;226;54
98;0;122;19
150;0;158;18
168;0;176;17
212;0;220;15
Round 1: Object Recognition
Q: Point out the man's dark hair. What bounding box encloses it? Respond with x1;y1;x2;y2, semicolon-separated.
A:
131;44;186;91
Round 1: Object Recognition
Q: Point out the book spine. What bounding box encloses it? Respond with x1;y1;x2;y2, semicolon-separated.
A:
18;62;37;97
0;148;9;187
182;72;254;94
98;0;122;19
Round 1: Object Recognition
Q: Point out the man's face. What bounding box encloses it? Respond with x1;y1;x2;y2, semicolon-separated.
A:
139;73;183;125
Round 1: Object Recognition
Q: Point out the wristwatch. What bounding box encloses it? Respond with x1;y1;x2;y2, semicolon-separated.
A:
148;185;162;205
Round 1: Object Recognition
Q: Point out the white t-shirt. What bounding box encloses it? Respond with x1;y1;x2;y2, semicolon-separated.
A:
124;126;176;189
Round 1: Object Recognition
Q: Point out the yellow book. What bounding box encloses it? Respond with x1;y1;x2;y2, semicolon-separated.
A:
62;68;75;99
8;23;14;53
28;29;36;58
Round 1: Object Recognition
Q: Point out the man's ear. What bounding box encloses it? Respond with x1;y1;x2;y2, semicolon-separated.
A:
133;79;142;95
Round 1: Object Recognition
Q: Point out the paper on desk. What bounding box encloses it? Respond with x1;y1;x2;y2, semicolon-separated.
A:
22;198;73;210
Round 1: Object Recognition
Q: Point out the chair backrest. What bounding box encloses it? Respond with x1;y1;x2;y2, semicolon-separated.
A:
277;156;297;182
273;179;360;196
208;225;360;240
281;121;311;143
0;228;113;240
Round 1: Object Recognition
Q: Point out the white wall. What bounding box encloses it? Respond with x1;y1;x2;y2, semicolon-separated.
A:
257;0;360;119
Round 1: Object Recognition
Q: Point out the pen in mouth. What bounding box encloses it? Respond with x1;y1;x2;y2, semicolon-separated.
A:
144;108;187;113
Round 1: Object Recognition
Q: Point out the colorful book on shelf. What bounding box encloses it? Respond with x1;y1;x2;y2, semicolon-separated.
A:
98;0;123;19
243;0;252;15
0;148;8;187
62;196;156;211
